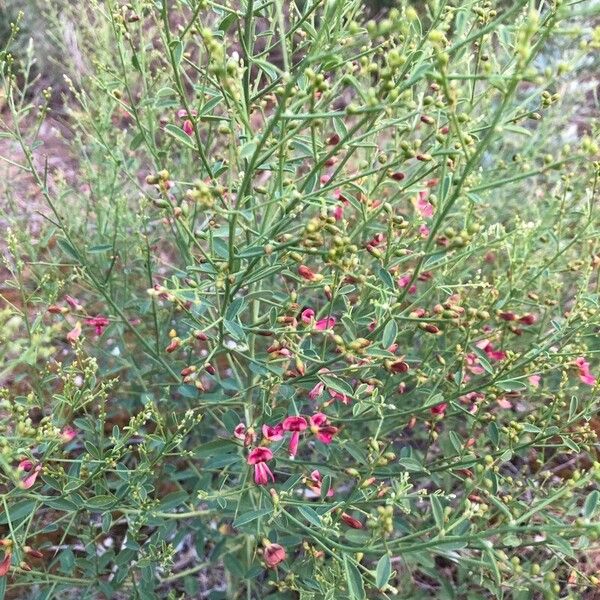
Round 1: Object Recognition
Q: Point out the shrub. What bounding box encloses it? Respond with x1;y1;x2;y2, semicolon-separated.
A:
0;1;599;598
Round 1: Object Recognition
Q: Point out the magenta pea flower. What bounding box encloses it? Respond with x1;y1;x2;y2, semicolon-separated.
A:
0;541;11;577
64;295;83;311
308;381;325;400
282;416;308;458
398;274;416;294
306;469;334;497
309;413;338;444
17;460;42;489
416;190;434;218
298;265;322;281
61;426;77;443
247;447;274;485
234;423;247;440
234;423;256;446
262;423;284;441
387;358;409;374
575;357;596;386
519;313;537;325
300;308;315;324
66;321;82;344
430;403;448;417
465;353;485;375
176;108;197;119
86;316;110;336
315;316;336;331
476;339;506;361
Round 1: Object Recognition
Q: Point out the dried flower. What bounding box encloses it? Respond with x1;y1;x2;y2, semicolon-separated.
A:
263;542;286;568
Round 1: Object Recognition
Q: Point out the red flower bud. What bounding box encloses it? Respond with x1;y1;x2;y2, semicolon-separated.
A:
341;513;363;529
519;313;537;325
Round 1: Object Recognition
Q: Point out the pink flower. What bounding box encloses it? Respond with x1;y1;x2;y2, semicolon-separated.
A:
65;295;83;311
306;469;334;497
398;274;416;294
182;119;194;136
300;308;315;324
308;381;325;400
18;460;42;489
327;389;350;405
528;374;541;387
575;357;596;386
416;190;434;218
282;416;308;458
0;547;11;577
419;224;430;238
388;359;409;374
263;542;286;568
86;316;109;336
497;397;512;409
234;423;247;440
61;426;77;443
315;317;336;331
247;447;274;485
262;423;284;441
176;108;197;119
476;339;506;362
66;321;82;344
430;403;448;417
519;313;537;325
465;353;485;375
309;413;338;444
460;391;484;406
298;265;321;281
234;423;256;446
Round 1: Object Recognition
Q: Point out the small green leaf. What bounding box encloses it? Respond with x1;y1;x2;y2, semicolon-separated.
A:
584;490;598;518
430;495;444;530
233;509;271;528
169;39;183;65
319;374;353;397
57;238;80;261
0;500;36;524
375;554;392;589
164;123;196;149
298;505;322;528
87;495;116;510
569;396;578;420
239;140;258;160
223;318;246;341
344;555;366;599
382;320;397;348
397;457;427;473
219;13;237;32
496;379;527;391
487;422;499;447
376;267;395;290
